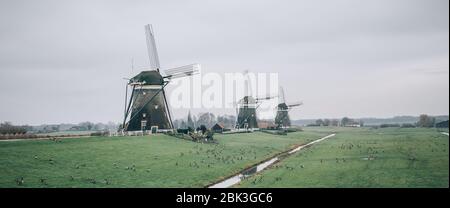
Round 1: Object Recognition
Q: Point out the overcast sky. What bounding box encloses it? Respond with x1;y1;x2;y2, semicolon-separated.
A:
0;0;448;125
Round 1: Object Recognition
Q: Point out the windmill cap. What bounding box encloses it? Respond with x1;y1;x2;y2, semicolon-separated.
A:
130;70;164;85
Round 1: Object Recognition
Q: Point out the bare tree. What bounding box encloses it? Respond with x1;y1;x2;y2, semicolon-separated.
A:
417;114;435;128
315;119;324;126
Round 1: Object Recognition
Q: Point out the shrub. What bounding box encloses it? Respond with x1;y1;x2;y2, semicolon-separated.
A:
401;123;416;128
379;124;400;128
90;131;109;136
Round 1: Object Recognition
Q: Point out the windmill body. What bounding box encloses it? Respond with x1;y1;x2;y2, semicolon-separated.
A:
275;103;291;127
275;87;302;128
236;96;258;129
126;71;172;131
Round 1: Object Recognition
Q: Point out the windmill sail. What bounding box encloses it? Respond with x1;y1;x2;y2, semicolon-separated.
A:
287;102;303;108
145;24;160;70
256;95;277;101
279;86;286;104
164;64;200;79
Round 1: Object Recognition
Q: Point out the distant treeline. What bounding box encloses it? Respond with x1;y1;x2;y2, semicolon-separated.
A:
0;122;29;135
304;117;363;127
0;121;120;135
293;114;449;127
374;114;446;128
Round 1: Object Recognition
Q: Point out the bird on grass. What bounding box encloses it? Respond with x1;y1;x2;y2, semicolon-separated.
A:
89;179;97;184
51;137;61;143
15;177;24;186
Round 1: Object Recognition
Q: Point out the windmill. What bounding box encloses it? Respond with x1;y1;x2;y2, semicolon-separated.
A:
275;86;302;128
122;24;200;132
235;71;275;129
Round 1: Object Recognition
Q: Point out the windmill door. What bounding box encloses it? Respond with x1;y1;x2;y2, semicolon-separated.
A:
141;119;147;131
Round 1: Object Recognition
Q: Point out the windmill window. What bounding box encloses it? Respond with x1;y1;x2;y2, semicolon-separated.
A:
143;91;146;95
154;105;159;109
143;113;147;118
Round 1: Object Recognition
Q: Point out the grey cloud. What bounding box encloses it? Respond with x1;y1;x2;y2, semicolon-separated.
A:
0;0;448;125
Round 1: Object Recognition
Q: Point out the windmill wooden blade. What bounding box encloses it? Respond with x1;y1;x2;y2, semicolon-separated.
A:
242;70;255;97
163;64;200;79
256;95;277;101
279;86;286;104
145;24;161;70
287;101;303;108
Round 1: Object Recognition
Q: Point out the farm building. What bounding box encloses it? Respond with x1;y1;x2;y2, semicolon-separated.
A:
212;123;225;133
344;124;361;127
211;123;231;133
258;120;277;129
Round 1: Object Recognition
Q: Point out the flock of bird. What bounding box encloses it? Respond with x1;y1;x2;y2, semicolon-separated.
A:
12;131;447;187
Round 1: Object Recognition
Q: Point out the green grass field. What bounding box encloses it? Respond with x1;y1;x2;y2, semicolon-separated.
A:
237;127;449;188
1;127;447;188
0;130;327;187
